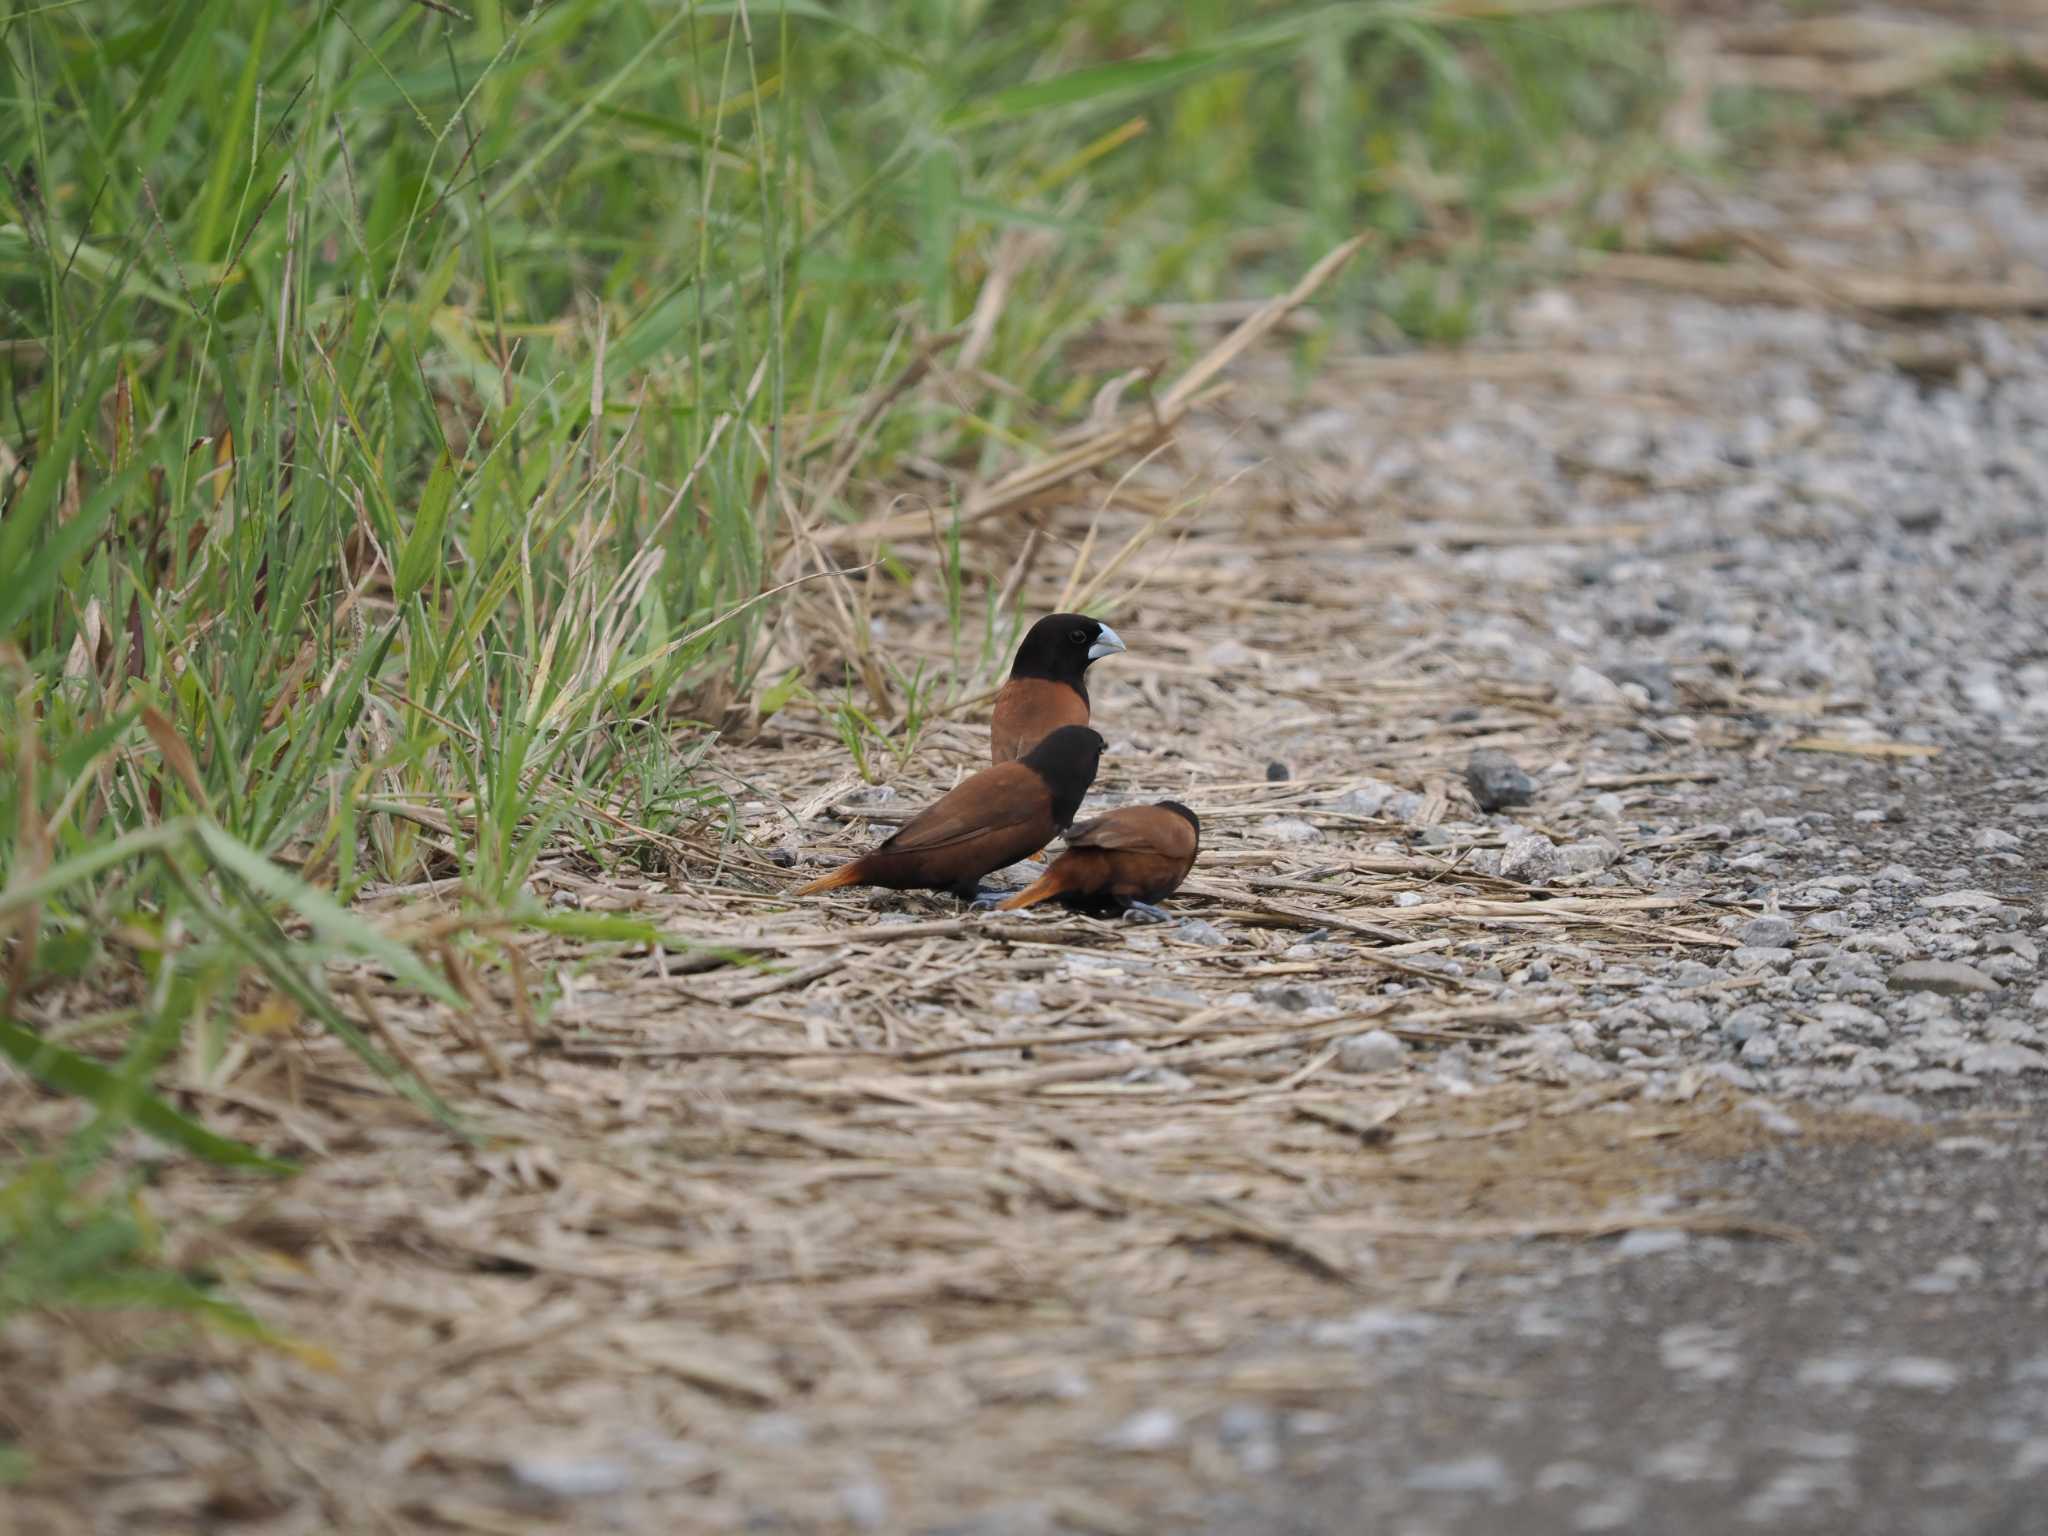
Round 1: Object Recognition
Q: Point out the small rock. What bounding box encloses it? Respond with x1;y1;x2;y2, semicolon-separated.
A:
1607;660;1676;706
1383;791;1426;822
1324;779;1402;816
1265;760;1291;782
1974;828;2021;852
1739;1099;1802;1136
1103;1407;1182;1452
1260;816;1326;845
1908;1256;1983;1296
1203;638;1258;670
1723;1006;1774;1044
1960;1042;2046;1075
1798;1354;1872;1391
1337;1030;1408;1074
1740;1034;1780;1066
1563;663;1628;707
1646;998;1711;1033
1890;960;1999;996
1500;833;1566;885
1406;1454;1514;1499
511;1456;633;1499
1561;836;1621;874
1614;1228;1689;1259
1216;1403;1277;1444
1878;1357;1961;1392
1844;1092;1924;1124
744;1412;810;1447
1591;792;1626;821
1575;1486;1646;1533
1174;919;1229;947
1742;914;1798;948
1731;946;1794;971
1984;932;2039;964
1465;749;1536;812
1919;890;2005;912
840;1478;891;1531
1256;981;1339;1014
991;987;1042;1016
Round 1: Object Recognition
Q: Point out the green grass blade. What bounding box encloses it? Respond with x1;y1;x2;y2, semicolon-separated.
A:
0;1015;295;1174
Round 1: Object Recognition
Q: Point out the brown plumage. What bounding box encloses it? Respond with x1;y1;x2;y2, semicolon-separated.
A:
794;726;1106;901
990;613;1125;763
997;801;1200;916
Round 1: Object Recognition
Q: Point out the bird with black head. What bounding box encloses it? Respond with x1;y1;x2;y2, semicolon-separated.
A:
990;613;1125;764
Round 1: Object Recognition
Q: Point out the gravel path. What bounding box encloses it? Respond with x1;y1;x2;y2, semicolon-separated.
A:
1175;110;2048;1536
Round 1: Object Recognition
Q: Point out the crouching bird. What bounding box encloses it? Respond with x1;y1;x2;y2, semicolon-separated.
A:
997;801;1199;919
991;613;1125;764
794;726;1107;902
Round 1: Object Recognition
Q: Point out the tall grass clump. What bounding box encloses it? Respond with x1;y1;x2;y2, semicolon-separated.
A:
0;0;1665;1322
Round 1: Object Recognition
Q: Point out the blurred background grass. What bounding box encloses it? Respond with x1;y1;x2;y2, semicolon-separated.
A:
0;0;1666;1354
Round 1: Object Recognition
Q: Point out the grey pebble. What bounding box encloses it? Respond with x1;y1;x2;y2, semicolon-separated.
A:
1256;981;1339;1014
1723;1005;1775;1044
511;1456;633;1499
1607;660;1676;706
1336;1029;1408;1075
1564;663;1629;708
1102;1407;1182;1452
1984;932;2039;964
1260;816;1325;845
1500;833;1566;884
840;1477;891;1531
1741;914;1798;947
1561;836;1621;873
1465;748;1536;812
1889;960;2000;996
1843;1092;1925;1123
1406;1454;1515;1499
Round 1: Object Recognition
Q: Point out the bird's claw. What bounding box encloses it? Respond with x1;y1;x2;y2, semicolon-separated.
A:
1121;901;1173;924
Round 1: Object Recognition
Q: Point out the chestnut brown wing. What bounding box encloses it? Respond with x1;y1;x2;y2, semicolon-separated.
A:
879;762;1049;855
1062;805;1197;859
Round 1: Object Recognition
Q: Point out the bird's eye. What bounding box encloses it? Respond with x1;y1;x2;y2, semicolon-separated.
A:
1070;628;1089;644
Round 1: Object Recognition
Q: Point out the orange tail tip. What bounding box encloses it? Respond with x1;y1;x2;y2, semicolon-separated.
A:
793;863;862;897
996;870;1066;910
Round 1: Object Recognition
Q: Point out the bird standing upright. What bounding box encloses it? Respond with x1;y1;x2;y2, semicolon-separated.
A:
997;801;1200;918
990;613;1125;764
794;726;1107;902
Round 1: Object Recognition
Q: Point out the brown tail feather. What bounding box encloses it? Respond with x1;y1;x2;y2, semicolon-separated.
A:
996;865;1074;910
793;862;864;897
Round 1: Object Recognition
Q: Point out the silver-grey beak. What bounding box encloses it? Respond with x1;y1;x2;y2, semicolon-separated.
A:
1087;624;1126;662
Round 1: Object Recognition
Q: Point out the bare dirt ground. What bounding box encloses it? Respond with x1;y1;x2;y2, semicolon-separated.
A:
7;17;2048;1536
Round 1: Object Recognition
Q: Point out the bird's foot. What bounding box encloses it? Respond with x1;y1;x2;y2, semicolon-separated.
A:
966;889;1005;911
1120;901;1173;924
